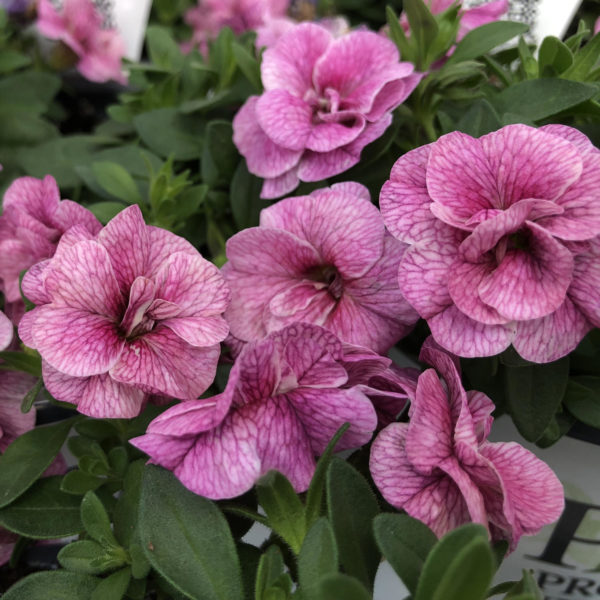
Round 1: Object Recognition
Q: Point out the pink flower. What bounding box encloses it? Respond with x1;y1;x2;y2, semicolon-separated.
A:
18;205;231;419
131;323;377;499
183;0;289;55
223;182;419;354
37;0;126;84
233;22;423;198
401;0;508;42
340;343;418;427
255;15;351;49
0;310;12;351
0;175;101;307
380;124;600;363
595;17;600;35
370;338;564;549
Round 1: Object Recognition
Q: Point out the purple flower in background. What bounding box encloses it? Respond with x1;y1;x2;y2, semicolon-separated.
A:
18;205;230;418
380;124;600;363
131;323;378;499
182;0;289;55
223;182;418;354
37;0;127;84
0;0;32;13
0;175;101;311
233;22;422;198
370;338;564;549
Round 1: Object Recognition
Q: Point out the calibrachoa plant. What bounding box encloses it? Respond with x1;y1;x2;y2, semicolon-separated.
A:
0;1;599;599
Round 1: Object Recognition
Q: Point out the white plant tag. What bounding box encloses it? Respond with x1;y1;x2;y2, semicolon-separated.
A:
109;0;152;62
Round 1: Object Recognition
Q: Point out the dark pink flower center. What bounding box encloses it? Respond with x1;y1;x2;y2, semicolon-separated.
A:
306;264;344;301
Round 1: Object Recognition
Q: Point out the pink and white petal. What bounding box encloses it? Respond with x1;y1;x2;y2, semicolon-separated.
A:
110;326;219;400
459;199;562;263
297;114;392;181
569;250;600;327
397;233;461;319
154;252;230;317
96;205;150;293
43;362;144;418
314;32;402;113
163;315;229;347
0;310;13;351
480;441;564;537
2;174;60;217
267;288;335;334
428;305;515;358
481;125;582;206
426;132;499;223
256;90;313;151
261;23;332;95
328;181;371;202
261;168;301;199
538;150;600;241
50;224;96;261
234;337;280;406
458;0;508;39
146;393;234;437
52;199;102;234
0;239;34;303
120;276;155;336
21;260;52;305
146;225;199;278
233;97;303;179
380;145;458;245
130;433;196;471
447;258;510;325
45;240;124;318
285;387;376;454
16;308;37;348
260;186;383;278
371;424;455;527
306;113;366;153
405;369;453;474
513;298;592;363
173;415;263;499
0;372;37;450
224;228;321;341
364;71;423;121
33;306;123;377
477;224;574;321
466;391;494;443
269;280;326;316
538;124;596;155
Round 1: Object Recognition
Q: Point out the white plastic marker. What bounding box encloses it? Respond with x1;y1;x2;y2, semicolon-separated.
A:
109;0;152;62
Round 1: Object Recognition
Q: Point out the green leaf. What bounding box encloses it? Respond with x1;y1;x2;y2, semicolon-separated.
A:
21;378;42;413
305;423;350;529
414;524;489;600
373;513;437;594
81;491;120;548
255;545;285;600
492;79;597;122
0;417;75;508
316;574;371;600
298;518;338;596
403;0;439;69
0;72;61;114
256;470;306;555
134;108;204;160
139;464;244;600
58;540;113;575
74;418;121;441
448;21;529;64
386;6;413;63
326;458;380;590
232;42;262;92
505;357;570;442
0;476;82;538
563;377;600;428
431;537;495;600
563;32;600;81
113;460;145;547
146;25;184;71
61;470;105;495
0;351;42;376
211;27;237;89
129;543;151;579
92;161;141;204
538;36;573;75
1;571;98;600
503;570;543;599
0;50;32;74
91;568;131;600
455;99;501;137
202;120;238;188
230;160;264;230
